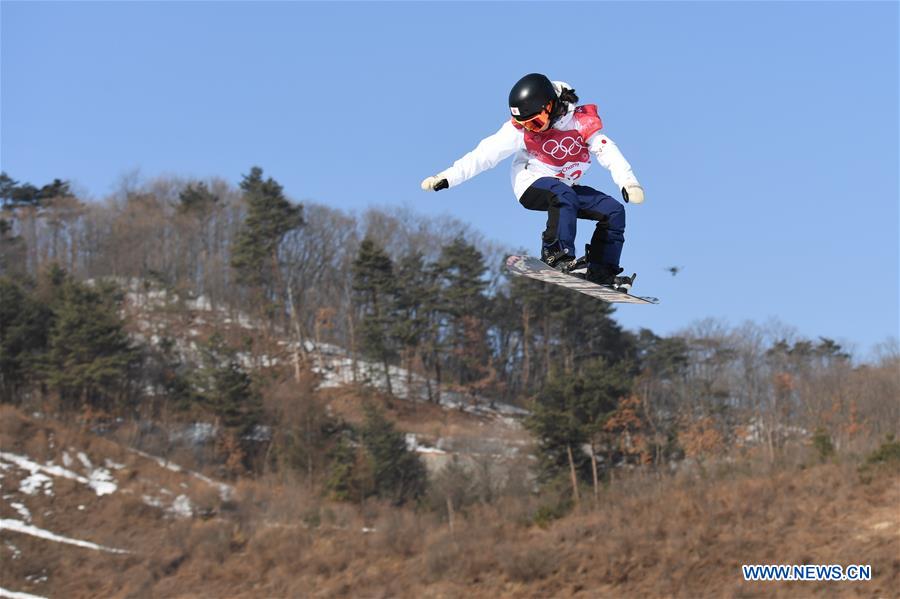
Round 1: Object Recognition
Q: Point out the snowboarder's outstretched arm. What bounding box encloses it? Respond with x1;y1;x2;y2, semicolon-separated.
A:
421;121;524;191
587;133;645;204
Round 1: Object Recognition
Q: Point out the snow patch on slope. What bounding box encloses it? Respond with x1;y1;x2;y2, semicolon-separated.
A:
0;586;48;599
4;541;22;560
171;495;194;518
9;502;31;522
18;473;52;497
405;433;446;455
306;341;528;421
86;468;117;496
128;448;233;500
0;452;117;497
0;519;129;554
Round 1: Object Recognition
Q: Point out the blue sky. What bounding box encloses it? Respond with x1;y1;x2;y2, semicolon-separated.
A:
2;1;898;356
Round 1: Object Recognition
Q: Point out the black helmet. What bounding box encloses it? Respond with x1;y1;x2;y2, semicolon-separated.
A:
509;73;557;120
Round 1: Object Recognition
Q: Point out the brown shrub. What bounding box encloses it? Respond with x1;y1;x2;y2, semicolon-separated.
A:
187;520;234;564
497;542;557;582
22;427;51;462
0;404;29;439
422;532;462;582
305;531;371;577
245;524;312;575
420;521;504;585
371;507;426;558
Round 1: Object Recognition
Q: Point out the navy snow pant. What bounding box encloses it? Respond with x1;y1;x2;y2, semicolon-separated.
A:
518;177;626;267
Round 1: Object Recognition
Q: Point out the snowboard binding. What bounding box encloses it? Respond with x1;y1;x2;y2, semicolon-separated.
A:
565;245;636;293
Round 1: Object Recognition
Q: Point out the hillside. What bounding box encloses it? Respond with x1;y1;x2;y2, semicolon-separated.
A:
2;405;898;598
1;171;898;598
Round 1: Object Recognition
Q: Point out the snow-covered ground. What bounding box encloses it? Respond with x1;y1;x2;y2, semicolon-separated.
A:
122;281;531;472
0;519;129;554
405;433;446;455
0;586;48;599
120;278;529;425
1;438;236;596
304;340;529;422
120;278;532;466
0;446;230;518
127;448;233;501
0;451;117;497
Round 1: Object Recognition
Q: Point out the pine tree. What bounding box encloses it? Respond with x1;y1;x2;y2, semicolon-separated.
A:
0;278;52;403
325;433;366;502
434;237;491;389
492;261;637;396
193;333;262;434
553;292;635;367
436;236;488;315
352;238;399;394
190;333;265;473
230;166;304;295
323;408;425;505
0;173;38;209
43;275;138;412
525;358;633;485
0;219;27;279
210;361;260;430
146;337;194;411
392;251;438;398
177;181;219;215
0;173;71;275
360;405;426;505
491;271;554;393
267;386;336;482
0;173;16;207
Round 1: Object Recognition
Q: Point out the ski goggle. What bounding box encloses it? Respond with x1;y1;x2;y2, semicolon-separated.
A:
514;102;553;132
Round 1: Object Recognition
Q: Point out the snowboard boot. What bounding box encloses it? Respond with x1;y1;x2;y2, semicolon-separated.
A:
586;263;635;290
583;244;634;291
566;244;591;275
541;242;575;271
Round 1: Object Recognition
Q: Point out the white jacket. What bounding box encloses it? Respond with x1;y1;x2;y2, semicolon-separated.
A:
441;82;640;200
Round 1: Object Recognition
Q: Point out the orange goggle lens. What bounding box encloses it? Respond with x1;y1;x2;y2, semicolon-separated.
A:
515;103;552;132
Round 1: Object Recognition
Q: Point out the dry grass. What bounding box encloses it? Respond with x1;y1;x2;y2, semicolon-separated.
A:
321;385;529;446
2;406;898;598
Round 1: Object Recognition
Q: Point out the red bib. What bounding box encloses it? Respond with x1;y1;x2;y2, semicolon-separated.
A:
514;105;603;169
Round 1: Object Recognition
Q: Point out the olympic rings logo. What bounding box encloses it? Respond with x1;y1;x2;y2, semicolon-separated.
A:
542;136;584;160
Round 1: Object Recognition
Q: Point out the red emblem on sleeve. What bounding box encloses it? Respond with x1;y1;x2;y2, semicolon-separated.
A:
573;104;603;141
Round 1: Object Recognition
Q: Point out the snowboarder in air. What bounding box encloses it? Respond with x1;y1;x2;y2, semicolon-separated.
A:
421;73;644;287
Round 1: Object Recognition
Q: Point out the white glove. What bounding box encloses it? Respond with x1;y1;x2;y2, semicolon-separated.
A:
622;185;644;205
420;172;450;192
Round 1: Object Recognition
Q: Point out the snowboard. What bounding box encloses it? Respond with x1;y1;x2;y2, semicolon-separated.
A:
505;255;659;305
